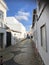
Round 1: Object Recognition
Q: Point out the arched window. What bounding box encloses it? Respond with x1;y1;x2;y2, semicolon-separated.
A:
0;10;4;20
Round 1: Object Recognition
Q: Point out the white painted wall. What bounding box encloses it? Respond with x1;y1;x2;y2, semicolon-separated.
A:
0;0;7;48
11;31;20;45
5;17;26;39
20;23;26;38
32;22;38;48
11;32;16;45
0;28;6;48
37;4;49;65
0;0;7;26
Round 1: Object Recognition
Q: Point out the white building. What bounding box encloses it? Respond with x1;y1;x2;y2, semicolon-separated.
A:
0;0;8;49
32;0;49;65
5;17;26;45
0;0;26;48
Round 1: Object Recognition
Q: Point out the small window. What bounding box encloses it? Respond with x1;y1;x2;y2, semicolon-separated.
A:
40;24;47;52
0;10;4;20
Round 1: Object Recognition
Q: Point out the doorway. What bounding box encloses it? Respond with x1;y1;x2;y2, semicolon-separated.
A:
6;32;11;47
0;33;3;48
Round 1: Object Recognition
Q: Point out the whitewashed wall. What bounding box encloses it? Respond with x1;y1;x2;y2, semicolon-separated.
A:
0;0;7;26
11;32;20;45
5;17;26;39
37;5;49;65
32;22;38;48
0;28;6;48
0;0;7;48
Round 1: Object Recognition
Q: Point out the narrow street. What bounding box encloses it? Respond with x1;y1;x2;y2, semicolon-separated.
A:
4;39;44;65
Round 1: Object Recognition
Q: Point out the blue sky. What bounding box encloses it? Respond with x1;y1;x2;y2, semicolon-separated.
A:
5;0;37;31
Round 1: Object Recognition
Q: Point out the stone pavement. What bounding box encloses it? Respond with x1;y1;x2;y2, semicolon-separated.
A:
3;39;45;65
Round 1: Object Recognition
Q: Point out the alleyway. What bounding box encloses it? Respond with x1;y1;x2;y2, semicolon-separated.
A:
4;39;45;65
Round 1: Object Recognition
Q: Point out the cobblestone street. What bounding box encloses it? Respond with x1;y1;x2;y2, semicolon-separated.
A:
3;39;45;65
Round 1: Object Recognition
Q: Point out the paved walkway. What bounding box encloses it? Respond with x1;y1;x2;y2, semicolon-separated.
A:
3;39;45;65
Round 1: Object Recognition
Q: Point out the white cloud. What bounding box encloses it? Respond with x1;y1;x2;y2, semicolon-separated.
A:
18;11;30;16
15;10;30;21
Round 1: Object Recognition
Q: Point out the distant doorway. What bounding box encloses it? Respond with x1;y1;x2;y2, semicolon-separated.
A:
0;33;3;48
6;32;11;47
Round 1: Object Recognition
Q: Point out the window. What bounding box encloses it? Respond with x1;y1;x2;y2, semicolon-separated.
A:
0;10;4;20
0;10;4;27
40;24;47;52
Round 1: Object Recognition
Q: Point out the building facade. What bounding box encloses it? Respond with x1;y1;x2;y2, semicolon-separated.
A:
5;17;26;45
0;0;26;49
32;0;49;65
0;0;7;49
